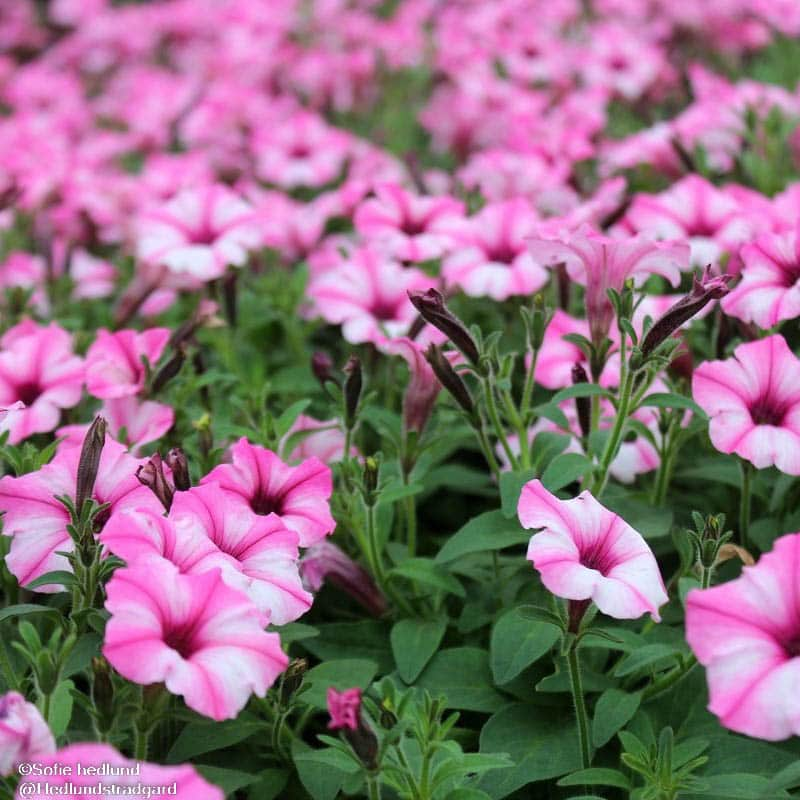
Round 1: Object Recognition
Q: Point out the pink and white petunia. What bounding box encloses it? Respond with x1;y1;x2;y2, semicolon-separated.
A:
686;532;800;741
518;480;668;620
0;691;55;776
281;414;352;465
103;557;287;721
136;184;263;282
722;229;800;328
0;438;162;589
306;247;435;345
442;199;549;301
201;438;335;547
354;183;464;263
0;321;84;444
15;742;222;799
692;334;800;474
85;327;170;399
101;484;311;625
528;228;689;343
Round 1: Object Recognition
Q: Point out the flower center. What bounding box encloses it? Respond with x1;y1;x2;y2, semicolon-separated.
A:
783;635;800;657
371;299;400;321
289;143;311;159
485;242;519;265
163;623;200;659
189;226;217;246
400;216;427;236
777;262;800;288
15;381;41;405
580;535;619;576
749;394;788;427
250;490;283;516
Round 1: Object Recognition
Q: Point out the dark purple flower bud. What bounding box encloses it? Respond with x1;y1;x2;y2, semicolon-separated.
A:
150;344;186;394
424;344;474;416
571;363;591;440
311;352;339;394
343;355;363;428
165;448;190;491
640;267;732;359
75;416;107;514
136;453;174;512
408;289;480;366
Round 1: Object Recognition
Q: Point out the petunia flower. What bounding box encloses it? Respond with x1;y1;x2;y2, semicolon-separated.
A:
327;687;362;731
281;414;352;465
136;184;263;282
518;480;668;620
201;438;335;547
100;484;312;625
0;438;162;590
103;557;287;721
15;743;222;799
85;328;170;399
0;691;55;777
0;320;84;444
692;334;800;474
722;228;800;328
686;533;800;741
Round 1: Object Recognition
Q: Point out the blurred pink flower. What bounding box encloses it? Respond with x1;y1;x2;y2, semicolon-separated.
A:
327;687;362;731
519;480;667;620
202;438;335;547
0;320;84;444
693;334;800;474
686;533;800;741
282;414;351;465
85;327;170;399
103;558;287;721
0;691;55;777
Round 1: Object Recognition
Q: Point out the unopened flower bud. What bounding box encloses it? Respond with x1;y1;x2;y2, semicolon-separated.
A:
343;356;363;429
280;658;308;703
363;457;379;502
165;448;190;491
571;363;591;440
424;344;474;416
136;453;174;512
640;267;732;360
311;351;338;389
529;294;551;351
150;345;186;394
327;688;378;770
408;289;480;366
75;416;107;514
91;657;115;732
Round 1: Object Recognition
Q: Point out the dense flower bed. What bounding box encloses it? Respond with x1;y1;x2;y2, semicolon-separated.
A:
2;1;800;799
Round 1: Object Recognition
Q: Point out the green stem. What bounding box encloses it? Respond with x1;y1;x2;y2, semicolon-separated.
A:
365;503;385;586
471;415;501;480
0;636;18;690
501;387;529;468
134;726;149;761
700;564;713;590
590;393;601;433
521;349;539;422
642;657;698;701
366;773;382;800
566;643;591;769
483;376;518;470
404;494;417;557
739;459;752;552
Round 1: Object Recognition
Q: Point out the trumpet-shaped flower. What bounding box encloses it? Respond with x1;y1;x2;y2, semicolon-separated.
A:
85;327;170;399
103;558;287;721
0;692;55;776
202;438;335;547
692;335;800;474
686;533;800;740
518;480;667;620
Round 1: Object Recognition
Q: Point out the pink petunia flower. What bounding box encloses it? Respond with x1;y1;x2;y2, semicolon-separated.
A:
354;183;464;263
201;438;335;547
85;328;170;399
692;335;800;474
722;229;800;328
306;246;435;345
136;184;263;282
518;480;668;620
327;687;362;731
281;414;351;465
0;320;84;444
14;743;222;799
101;483;311;625
0;438;162;590
686;532;800;741
442;199;549;301
0;691;55;777
103;557;287;721
528;228;689;343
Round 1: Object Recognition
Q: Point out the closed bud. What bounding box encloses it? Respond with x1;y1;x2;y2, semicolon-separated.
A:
571;363;591;440
91;657;115;731
165;448;190;491
363;457;379;502
280;658;308;703
424;344;474;416
528;294;552;351
311;351;337;389
408;289;480;366
75;416;107;515
150;345;186;394
343;356;363;429
136;453;174;512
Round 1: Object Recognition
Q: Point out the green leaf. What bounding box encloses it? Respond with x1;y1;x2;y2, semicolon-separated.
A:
0;604;60;624
24;571;76;590
167;719;263;763
62;633;102;678
541;454;594;492
638;392;705;417
417;648;506;712
591;689;641;747
614;644;682;677
273;399;312;439
490;607;561;684
761;760;800;794
391;617;447;683
379;481;425;505
49;679;74;738
477;704;582;798
196;766;261;795
444;790;493;800
388;558;465;597
499;469;537;518
552;384;613;404
435;511;530;564
558;768;631;790
684;774;791;799
301;621;392;673
530;431;572;474
245;769;289;800
303;659;378;710
292;743;360;800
